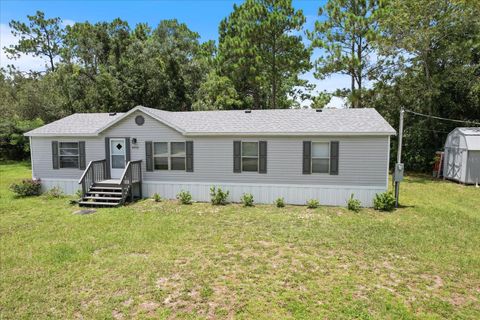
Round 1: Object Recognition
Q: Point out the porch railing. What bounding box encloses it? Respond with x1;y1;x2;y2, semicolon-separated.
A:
78;159;107;198
118;160;142;203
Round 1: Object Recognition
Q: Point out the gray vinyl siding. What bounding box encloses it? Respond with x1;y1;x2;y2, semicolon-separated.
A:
30;110;390;187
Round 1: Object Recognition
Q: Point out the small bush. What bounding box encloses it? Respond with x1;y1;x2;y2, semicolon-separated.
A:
43;186;64;199
306;199;319;209
152;193;162;202
373;192;396;211
9;179;41;197
75;189;83;199
210;186;229;205
241;193;254;207
176;190;192;205
274;197;285;208
347;194;362;212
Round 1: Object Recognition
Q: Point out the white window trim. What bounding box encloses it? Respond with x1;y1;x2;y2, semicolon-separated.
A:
241;141;259;172
311;141;330;174
153;141;186;171
59;141;80;169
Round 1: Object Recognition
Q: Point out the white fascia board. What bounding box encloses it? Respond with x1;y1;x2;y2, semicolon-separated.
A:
24;132;99;137
95;105;186;136
183;131;396;137
136;107;186;134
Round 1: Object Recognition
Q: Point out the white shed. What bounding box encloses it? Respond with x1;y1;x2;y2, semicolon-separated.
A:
443;127;480;184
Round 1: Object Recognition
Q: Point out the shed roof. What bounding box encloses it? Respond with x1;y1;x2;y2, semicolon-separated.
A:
448;127;480;151
457;127;480;136
25;105;396;137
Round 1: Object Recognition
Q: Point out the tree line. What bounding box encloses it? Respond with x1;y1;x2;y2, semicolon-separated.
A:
1;0;479;171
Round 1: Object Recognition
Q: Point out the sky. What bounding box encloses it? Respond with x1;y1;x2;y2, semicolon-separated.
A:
0;0;349;107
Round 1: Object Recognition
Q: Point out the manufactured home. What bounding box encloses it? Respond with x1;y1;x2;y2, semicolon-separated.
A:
25;106;396;207
443;127;480;184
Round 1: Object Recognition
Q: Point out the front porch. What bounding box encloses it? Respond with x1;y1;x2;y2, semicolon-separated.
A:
78;159;142;207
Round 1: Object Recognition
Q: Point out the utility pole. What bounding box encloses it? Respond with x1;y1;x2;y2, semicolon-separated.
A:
394;107;405;208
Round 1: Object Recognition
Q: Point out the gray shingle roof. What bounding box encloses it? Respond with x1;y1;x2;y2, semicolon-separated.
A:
141;106;396;135
25;112;125;136
25;106;396;137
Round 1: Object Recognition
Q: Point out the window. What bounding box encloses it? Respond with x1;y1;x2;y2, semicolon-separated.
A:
153;142;168;170
59;142;79;168
311;142;329;173
153;142;186;171
242;142;258;172
170;142;186;170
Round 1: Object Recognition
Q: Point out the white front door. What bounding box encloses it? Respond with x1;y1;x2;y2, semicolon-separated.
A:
110;138;126;179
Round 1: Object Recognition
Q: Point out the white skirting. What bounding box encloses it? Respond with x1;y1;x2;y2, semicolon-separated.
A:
39;179;385;207
41;178;81;195
143;181;385;207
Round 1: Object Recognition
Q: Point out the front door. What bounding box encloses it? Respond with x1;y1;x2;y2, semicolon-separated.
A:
110;138;126;179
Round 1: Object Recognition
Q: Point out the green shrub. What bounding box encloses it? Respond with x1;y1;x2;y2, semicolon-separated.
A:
152;193;162;202
274;197;285;208
373;192;396;211
9;179;41;197
43;186;64;199
176;190;192;205
347;194;361;212
306;199;319;209
210;186;229;205
240;193;254;207
273;198;285;208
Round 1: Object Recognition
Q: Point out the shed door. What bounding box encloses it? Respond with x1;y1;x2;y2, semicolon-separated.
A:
467;151;480;184
110;138;126;179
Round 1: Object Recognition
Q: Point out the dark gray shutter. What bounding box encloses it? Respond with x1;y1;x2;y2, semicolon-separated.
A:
303;141;311;174
105;138;111;179
233;141;241;173
125;137;131;162
330;141;339;175
79;141;86;170
259;141;267;173
145;141;153;172
52;141;59;169
186;141;194;172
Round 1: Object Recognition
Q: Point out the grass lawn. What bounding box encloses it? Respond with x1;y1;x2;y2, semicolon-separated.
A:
0;162;479;319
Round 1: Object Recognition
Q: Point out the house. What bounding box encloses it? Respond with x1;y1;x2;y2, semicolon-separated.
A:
24;106;396;207
443;127;480;185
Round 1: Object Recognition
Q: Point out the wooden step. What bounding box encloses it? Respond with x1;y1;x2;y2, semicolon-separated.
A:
87;191;122;196
90;186;122;191
79;201;120;207
83;196;123;201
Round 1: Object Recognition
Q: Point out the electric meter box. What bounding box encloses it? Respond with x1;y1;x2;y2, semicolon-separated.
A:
394;163;404;182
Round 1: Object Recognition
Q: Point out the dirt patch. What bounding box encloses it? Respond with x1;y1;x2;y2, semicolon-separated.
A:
421;274;444;290
122;298;133;307
154;271;239;318
112;310;124;320
138;301;160;316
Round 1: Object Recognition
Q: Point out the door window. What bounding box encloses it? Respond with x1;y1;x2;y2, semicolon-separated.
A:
111;139;126;169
